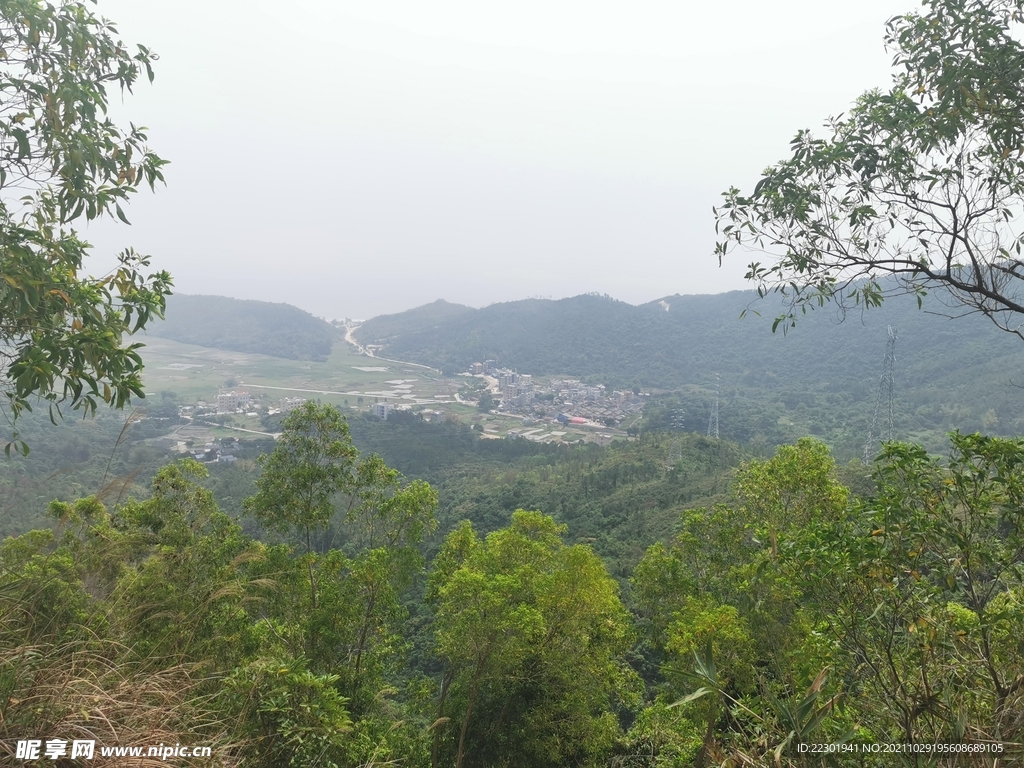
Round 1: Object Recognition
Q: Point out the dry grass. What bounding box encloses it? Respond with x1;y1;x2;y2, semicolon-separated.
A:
0;638;237;767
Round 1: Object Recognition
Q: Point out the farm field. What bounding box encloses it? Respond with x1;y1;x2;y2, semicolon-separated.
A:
138;336;462;409
475;412;616;445
137;337;628;446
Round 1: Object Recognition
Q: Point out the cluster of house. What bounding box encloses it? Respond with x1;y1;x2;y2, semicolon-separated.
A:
267;397;306;416
545;382;643;427
195;390;310;418
206;386;398;422
468;362;643;427
184;437;240;464
469;362;535;407
497;370;534;408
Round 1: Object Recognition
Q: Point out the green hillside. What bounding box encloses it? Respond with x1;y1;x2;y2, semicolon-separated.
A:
148;294;338;360
355;298;474;341
354;289;1024;456
337;411;742;570
354;289;1024;389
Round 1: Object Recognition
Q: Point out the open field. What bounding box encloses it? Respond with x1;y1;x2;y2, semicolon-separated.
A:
137;337;631;446
473;411;617;445
138;336;462;409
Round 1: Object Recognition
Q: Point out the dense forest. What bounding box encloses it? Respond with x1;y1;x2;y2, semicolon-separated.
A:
148;295;338;361
355;299;474;340
0;406;184;537
0;406;740;551
3;401;1021;765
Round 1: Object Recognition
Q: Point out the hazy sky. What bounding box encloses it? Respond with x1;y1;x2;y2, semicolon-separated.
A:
84;0;915;319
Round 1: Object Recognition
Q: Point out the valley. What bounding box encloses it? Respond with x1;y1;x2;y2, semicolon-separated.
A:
3;290;1024;766
6;1;1024;763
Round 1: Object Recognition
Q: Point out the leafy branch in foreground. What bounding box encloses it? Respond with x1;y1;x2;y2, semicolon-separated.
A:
717;0;1024;339
0;0;171;452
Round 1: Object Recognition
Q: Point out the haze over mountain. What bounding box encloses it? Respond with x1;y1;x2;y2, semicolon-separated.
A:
147;294;338;361
356;289;1020;383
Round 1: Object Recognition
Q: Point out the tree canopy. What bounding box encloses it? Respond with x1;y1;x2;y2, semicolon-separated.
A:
0;0;170;450
716;0;1024;339
428;511;636;768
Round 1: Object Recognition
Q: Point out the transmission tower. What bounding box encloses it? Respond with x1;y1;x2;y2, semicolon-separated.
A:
666;409;685;467
863;326;898;462
706;377;719;439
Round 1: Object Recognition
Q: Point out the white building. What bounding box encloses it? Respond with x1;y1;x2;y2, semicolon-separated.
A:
216;390;251;413
372;402;393;420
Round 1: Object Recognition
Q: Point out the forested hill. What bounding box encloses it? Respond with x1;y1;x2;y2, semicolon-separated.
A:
355;290;1024;389
354;298;474;341
356;286;1024;387
354;289;1024;452
148;294;337;360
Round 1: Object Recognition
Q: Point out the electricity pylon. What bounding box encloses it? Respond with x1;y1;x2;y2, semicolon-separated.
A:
863;326;897;463
707;376;719;439
666;408;685;467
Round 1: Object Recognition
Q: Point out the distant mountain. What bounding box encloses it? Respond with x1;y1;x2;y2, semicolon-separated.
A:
356;294;665;380
352;296;475;342
148;294;337;360
354;289;1024;457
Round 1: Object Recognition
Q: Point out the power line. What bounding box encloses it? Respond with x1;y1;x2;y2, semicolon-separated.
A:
863;326;897;463
706;375;719;439
666;408;684;467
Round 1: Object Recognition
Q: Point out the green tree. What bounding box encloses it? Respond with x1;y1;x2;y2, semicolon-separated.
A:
244;401;357;608
245;401;438;729
790;433;1024;749
631;441;854;765
476;390;494;413
428;511;637;768
0;483;237;757
0;452;435;768
112;460;257;666
223;657;354;768
324;454;437;708
0;0;170;448
715;0;1024;339
734;437;849;557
